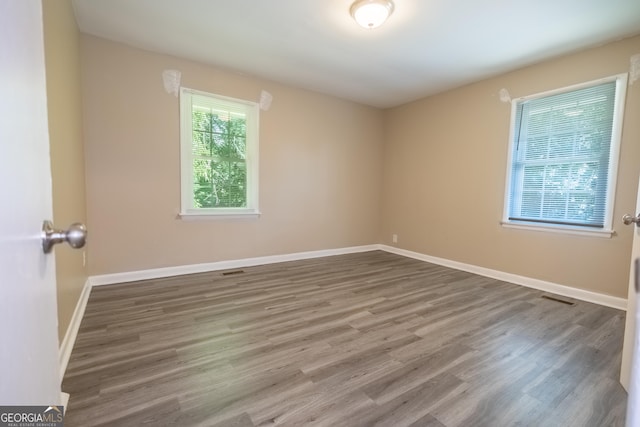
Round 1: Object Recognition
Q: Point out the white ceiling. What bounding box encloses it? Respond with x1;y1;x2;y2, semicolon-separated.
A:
72;0;640;108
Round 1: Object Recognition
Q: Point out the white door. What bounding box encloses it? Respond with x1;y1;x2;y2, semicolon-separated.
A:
0;1;62;405
622;175;640;424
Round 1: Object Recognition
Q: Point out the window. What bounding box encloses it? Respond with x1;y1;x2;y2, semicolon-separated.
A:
503;74;627;236
180;88;259;217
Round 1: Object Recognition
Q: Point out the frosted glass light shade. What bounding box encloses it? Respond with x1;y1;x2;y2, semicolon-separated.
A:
350;0;394;29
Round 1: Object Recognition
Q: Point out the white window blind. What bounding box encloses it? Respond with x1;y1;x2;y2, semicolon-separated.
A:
505;76;626;232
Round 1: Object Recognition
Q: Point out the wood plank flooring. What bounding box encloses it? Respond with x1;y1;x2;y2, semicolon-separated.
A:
62;251;628;426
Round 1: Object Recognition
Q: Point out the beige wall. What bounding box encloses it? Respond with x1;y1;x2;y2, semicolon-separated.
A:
381;35;640;299
42;0;88;341
80;36;384;275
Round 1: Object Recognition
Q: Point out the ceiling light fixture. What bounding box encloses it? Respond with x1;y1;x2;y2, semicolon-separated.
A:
350;0;394;29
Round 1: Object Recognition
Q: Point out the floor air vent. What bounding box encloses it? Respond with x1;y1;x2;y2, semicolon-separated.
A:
222;270;245;276
541;295;575;306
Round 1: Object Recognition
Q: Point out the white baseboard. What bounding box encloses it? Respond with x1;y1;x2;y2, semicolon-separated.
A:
88;243;626;310
59;278;92;381
379;245;627;311
60;392;69;411
90;244;381;286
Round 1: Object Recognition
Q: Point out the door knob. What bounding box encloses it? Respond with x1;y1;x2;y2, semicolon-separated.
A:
42;220;87;254
623;213;640;226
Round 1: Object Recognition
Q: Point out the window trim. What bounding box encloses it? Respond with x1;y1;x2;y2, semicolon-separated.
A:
179;87;260;218
501;73;628;237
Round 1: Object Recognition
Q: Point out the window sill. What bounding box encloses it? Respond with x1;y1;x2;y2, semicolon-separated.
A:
500;221;614;238
179;209;261;221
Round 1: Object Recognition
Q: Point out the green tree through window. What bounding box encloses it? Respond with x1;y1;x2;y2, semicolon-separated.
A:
192;107;247;208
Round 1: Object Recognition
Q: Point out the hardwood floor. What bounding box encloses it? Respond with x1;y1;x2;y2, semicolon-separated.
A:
62;251;628;426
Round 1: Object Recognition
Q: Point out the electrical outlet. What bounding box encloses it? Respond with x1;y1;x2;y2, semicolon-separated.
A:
392;234;398;243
